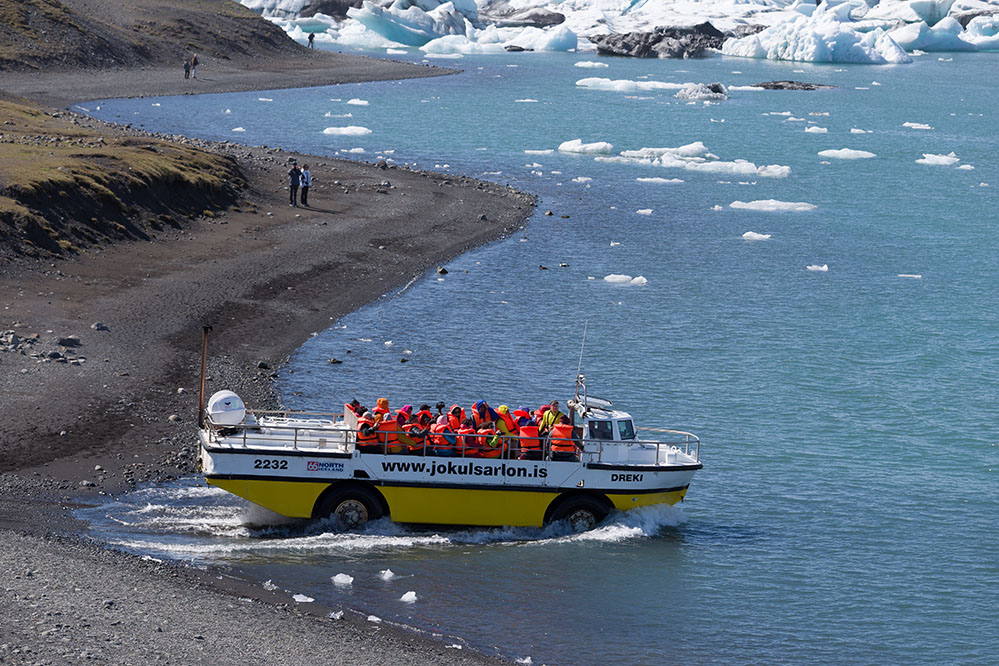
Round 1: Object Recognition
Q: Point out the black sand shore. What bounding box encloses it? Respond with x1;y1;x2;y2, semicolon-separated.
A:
0;7;534;663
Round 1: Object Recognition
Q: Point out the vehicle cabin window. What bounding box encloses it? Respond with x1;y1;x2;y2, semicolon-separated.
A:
588;420;614;440
617;419;636;440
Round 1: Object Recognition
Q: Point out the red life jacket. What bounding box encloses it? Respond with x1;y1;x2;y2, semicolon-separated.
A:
457;425;478;456
376;419;402;453
550;423;577;453
497;410;516;435
477;426;504;459
447;405;465;430
430;422;456;452
517;423;541;451
402;422;426;454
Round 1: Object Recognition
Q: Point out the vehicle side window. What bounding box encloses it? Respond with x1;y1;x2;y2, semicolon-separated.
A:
617;420;635;440
589;421;614;440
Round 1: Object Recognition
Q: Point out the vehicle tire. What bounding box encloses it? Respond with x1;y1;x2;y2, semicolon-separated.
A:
550;496;609;533
316;485;383;529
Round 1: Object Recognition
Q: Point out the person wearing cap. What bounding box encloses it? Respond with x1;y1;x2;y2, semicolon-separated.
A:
537;399;565;436
514;407;542;459
288;161;302;207
373;397;390;419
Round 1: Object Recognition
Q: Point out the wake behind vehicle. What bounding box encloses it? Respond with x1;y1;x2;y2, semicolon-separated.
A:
197;377;702;532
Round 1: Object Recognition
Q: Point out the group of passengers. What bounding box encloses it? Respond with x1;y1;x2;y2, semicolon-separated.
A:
347;398;581;461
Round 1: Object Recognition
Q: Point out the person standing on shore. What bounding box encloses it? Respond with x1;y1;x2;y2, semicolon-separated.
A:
191;54;199;79
300;164;312;207
288;162;302;206
308;32;315;48
183;58;190;79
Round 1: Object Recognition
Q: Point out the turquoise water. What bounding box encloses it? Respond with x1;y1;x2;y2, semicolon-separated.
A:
84;50;999;664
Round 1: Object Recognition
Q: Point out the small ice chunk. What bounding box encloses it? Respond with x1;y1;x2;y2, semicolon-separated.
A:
850;128;871;134
323;126;372;136
333;573;354;586
515;99;538;103
636;209;653;215
515;658;534;665
384;340;393;346
957;164;974;170
604;274;647;285
609;241;621;246
346;148;365;153
262;580;278;591
328;610;344;619
916;152;959;166
730;200;816;212
558;139;613;154
902;122;933;130
257;98;273;102
347;99;369;105
742;231;771;240
898;274;922;279
571;176;592;183
231;127;246;132
806;264;829;272
711;205;724;211
224;108;231;114
636;177;683;184
818;148;876;160
804;126;828;133
400;591;418;603
379;569;396;581
293;593;315;603
367;615;382;623
151;102;161;107
524;149;553;155
445;644;463;649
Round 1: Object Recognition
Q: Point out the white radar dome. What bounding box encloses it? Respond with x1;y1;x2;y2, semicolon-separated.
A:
206;390;246;426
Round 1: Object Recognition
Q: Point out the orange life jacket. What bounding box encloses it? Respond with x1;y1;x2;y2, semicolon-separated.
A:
457;425;478;456
430;422;456;452
550;423;577;453
402;422;426;454
356;417;379;445
497;410;516;436
376;419;403;453
447;405;465;430
477;426;504;459
517;423;541;451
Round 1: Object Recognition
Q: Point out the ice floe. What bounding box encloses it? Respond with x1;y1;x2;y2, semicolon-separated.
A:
323;126;372;135
850;128;872;134
818;148;876;159
332;573;354;586
807;264;829;272
804;126;828;133
262;579;278;591
293;593;314;603
400;591;418;603
730;199;817;212
604;274;648;285
558;139;613;155
515;99;538;103
742;231;772;240
257;97;273;102
575;60;609;68
231;127;246;132
902;121;933;130
379;569;396;580
601;141;791;179
635;208;653;215
576;77;689;93
636;177;684;184
347;98;369;106
674;82;729;101
571;176;593;183
898;274;922;278
367;615;382;623
916;151;960;166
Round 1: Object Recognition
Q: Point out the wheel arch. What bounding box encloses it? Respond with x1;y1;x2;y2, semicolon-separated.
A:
312;481;389;520
543;490;613;526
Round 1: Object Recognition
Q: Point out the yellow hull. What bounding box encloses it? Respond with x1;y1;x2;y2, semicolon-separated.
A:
208;477;688;526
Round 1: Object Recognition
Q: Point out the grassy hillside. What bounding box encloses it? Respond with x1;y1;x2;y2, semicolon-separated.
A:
0;96;244;258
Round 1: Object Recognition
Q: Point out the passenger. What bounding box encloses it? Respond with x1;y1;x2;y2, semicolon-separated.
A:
376;410;403;454
470;400;499;428
401;411;432;455
537;399;566;436
495;405;517;437
373;397;391;418
457;417;479;457
447;404;465;430
430;415;457;456
355;411;382;453
477;420;505;458
513;407;542;460
533;404;550;427
347;399;364;416
548;414;579;462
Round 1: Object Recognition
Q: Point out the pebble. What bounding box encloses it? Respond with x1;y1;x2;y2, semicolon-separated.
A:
168;415;181;423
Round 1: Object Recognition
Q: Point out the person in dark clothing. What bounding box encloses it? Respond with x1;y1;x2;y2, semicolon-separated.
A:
300;164;312;207
288;162;302;206
183;59;190;79
308;32;315;48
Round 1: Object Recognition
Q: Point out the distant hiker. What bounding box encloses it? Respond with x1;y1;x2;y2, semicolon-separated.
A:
191;54;199;79
308;32;315;48
183;59;190;80
300;164;312;207
288;161;302;206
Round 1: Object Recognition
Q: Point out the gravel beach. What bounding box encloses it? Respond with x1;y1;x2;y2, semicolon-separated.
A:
0;3;534;662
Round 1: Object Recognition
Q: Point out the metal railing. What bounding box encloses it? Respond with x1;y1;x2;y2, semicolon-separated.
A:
204;410;700;464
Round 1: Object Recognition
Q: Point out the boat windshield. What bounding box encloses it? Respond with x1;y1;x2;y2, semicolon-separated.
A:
617;419;635;440
588;420;614;440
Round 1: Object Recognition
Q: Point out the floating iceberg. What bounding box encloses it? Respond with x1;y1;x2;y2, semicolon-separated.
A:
558;139;614;154
889;15;999;52
916;151;960;165
323;126;372;135
400;591;418;603
743;231;772;240
902;121;933;130
602;141;790;179
674;82;729;101
577;77;688;93
575;60;609;68
604;274;648;285
807;264;829;271
818;148;876;159
332;573;354;586
293;593;315;603
730;199;817;212
379;569;396;580
804;126;828;133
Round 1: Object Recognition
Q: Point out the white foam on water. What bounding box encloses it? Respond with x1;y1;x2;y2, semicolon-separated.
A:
902;121;933;130
804;126;828;133
293;593;314;603
323;126;372;136
636;177;683;184
807;264;829;272
743;231;772;241
916;152;959;166
574;61;608;68
730;199;816;212
635;209;653;215
400;591;418;603
346;98;369;106
333;573;354;586
818;148;876;159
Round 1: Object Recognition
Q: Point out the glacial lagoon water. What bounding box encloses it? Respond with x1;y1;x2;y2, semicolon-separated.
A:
81;50;999;664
